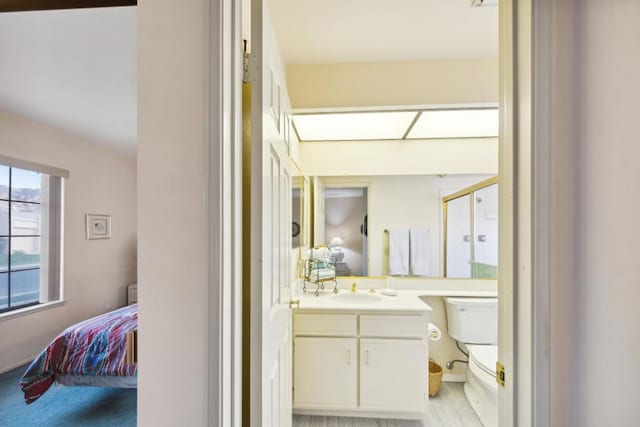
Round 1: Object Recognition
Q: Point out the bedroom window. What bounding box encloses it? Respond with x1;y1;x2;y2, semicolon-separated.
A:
0;157;66;314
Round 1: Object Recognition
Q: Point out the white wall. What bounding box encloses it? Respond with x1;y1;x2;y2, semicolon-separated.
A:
0;109;137;372
322;175;492;277
547;2;640;425
287;58;498;109
138;0;212;425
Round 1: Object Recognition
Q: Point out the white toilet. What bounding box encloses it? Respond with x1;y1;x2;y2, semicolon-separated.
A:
444;297;498;427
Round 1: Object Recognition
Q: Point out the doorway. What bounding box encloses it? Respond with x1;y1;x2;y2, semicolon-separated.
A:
323;186;368;277
242;2;548;425
0;2;138;426
245;1;517;426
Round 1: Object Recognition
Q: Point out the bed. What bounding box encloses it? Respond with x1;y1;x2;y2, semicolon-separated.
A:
19;304;138;404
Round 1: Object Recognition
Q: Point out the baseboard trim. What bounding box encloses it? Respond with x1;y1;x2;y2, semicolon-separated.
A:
443;374;466;383
0;357;34;375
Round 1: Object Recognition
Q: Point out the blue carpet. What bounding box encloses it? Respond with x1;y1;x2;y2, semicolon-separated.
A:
0;364;136;427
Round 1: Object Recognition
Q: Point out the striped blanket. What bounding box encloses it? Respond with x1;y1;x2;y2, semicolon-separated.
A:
19;304;138;404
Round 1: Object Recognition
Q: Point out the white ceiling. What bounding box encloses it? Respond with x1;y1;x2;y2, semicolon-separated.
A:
269;0;498;65
0;7;137;156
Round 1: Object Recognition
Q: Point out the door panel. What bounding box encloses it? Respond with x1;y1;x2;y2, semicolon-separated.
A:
360;339;428;413
293;337;357;409
250;0;293;425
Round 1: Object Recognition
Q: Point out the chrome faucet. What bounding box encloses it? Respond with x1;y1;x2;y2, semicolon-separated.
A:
351;282;358;292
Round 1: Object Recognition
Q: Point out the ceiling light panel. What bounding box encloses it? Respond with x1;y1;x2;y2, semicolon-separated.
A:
293;112;417;141
407;109;499;139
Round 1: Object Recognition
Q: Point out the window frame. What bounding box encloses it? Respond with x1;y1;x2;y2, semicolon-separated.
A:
0;156;67;316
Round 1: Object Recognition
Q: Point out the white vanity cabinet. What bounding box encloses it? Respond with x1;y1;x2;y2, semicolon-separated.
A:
293;310;429;419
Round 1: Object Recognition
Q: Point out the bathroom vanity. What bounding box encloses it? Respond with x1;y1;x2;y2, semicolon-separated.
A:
292;290;432;419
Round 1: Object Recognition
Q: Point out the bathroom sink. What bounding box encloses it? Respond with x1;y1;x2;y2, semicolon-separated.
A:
331;292;382;304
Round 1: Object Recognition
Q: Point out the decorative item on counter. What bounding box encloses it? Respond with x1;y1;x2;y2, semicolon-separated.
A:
303;246;338;296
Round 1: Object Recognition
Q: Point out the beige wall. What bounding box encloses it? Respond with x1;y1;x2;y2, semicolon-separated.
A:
0;109;137;373
301;138;498;177
287;58;498;109
138;0;212;425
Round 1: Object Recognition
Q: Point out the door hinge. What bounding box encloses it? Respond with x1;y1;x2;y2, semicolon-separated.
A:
243;52;259;84
289;298;300;309
496;361;506;387
242;51;250;83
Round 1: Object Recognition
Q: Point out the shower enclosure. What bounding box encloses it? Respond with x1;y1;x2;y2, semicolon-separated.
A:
443;177;498;278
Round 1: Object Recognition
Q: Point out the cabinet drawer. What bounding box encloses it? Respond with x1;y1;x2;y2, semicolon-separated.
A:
294;313;357;336
360;314;426;339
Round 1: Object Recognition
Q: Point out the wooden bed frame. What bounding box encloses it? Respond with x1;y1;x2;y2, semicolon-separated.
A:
125;329;137;364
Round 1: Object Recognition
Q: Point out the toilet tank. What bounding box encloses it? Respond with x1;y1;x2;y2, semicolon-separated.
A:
444;297;498;344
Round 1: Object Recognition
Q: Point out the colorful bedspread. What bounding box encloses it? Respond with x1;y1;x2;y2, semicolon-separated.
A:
19;304;138;404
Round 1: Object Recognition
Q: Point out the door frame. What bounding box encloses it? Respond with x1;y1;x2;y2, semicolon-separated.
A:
208;0;244;426
499;0;552;426
207;0;553;426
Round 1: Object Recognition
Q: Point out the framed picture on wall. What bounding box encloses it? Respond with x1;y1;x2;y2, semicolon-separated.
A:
86;214;112;240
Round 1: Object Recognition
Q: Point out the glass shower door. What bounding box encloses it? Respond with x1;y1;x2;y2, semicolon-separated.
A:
445;194;471;278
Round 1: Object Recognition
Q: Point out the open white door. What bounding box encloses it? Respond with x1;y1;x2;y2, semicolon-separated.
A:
249;0;293;425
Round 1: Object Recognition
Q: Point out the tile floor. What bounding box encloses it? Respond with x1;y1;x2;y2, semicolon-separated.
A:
292;382;483;427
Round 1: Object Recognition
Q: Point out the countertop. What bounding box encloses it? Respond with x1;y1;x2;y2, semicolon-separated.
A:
295;289;497;313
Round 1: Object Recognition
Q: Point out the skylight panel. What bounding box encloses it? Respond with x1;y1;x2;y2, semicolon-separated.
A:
406;109;499;139
293;111;417;142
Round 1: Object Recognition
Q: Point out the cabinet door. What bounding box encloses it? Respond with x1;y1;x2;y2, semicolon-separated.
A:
360;339;428;413
293;337;357;409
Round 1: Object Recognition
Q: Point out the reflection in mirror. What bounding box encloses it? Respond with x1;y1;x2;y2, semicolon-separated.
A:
323;187;368;276
291;161;307;250
292;180;301;248
312;174;496;278
473;184;498;277
443;177;498;279
445;194;472;277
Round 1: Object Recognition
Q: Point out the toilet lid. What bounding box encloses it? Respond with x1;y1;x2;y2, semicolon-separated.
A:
467;344;498;376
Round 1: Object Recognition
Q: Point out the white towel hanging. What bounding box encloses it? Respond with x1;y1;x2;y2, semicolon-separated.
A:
388;229;410;275
410;228;430;276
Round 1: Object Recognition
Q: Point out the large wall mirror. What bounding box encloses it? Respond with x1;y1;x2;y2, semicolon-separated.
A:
308;174;498;279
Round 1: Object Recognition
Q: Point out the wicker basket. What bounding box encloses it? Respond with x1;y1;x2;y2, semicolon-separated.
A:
428;358;444;397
